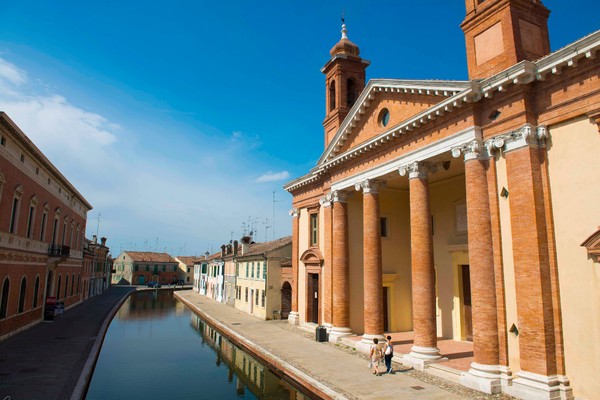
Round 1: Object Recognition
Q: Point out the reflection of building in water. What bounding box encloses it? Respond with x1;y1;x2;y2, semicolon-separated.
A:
117;290;176;321
190;314;306;399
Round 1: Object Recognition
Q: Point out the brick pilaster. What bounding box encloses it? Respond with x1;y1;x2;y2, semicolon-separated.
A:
506;145;558;376
356;180;384;340
288;208;300;325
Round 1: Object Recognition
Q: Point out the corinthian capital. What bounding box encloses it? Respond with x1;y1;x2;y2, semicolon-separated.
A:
331;190;348;203
319;192;333;207
289;208;299;218
399;161;429;180
354;179;381;194
451;139;484;161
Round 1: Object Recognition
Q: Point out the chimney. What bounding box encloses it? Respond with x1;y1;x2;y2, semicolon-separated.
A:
233;240;238;256
241;236;251;255
221;245;226;257
93;235;97;244
100;237;107;246
227;244;232;255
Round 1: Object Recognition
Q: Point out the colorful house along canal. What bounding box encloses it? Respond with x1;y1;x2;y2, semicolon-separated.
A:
284;1;600;399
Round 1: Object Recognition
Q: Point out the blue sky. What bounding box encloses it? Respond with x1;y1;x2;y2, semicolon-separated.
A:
0;1;598;256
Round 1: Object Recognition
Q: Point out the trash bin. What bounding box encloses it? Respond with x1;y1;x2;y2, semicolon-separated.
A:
315;326;327;342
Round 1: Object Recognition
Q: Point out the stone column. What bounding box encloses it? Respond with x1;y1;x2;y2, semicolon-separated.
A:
288;208;300;325
329;190;353;340
320;193;333;328
399;161;442;369
493;126;572;399
453;141;501;394
355;179;385;343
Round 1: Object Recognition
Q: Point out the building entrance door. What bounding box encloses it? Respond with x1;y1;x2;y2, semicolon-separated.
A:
461;265;473;341
307;273;319;324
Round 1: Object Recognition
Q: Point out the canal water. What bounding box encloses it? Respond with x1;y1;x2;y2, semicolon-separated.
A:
86;290;309;400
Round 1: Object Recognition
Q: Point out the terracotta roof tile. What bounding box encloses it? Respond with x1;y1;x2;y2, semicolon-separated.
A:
126;251;177;263
237;236;292;258
176;256;197;265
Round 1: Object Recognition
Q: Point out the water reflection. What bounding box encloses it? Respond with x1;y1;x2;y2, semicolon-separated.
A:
86;290;308;400
191;314;307;400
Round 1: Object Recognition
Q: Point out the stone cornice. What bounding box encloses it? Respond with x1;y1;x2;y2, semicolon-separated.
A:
581;226;600;262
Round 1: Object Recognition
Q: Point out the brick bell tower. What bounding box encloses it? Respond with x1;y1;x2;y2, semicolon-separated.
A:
322;22;369;148
461;0;551;80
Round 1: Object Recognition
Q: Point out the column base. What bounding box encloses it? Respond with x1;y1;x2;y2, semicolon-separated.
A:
360;333;386;344
328;326;353;342
402;345;445;371
460;362;502;394
503;370;573;400
287;311;299;325
323;323;333;331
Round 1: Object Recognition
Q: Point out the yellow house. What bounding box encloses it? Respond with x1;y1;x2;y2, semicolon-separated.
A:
234;236;292;320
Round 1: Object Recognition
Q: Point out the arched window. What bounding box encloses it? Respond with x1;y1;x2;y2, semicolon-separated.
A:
18;277;26;313
33;276;40;308
56;275;62;300
1;278;9;318
77;274;80;294
64;274;69;298
71;273;75;296
347;78;356;107
329;81;336;111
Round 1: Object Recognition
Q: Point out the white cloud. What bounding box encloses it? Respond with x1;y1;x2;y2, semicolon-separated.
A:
0;57;293;255
0;58;27;86
255;170;290;183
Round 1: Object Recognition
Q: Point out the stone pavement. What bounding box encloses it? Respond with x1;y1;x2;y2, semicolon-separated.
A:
175;290;479;400
0;286;135;400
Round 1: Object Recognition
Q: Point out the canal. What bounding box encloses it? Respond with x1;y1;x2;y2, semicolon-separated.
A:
86;290;309;399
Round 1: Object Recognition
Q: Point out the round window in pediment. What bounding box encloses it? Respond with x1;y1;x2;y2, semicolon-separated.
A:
378;108;390;127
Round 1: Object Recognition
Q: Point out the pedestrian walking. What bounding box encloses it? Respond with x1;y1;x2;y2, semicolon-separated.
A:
370;338;383;376
384;335;394;373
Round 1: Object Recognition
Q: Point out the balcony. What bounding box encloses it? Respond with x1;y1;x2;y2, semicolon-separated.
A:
48;244;71;258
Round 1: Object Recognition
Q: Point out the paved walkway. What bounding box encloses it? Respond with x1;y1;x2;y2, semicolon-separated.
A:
0;287;135;400
175;290;477;400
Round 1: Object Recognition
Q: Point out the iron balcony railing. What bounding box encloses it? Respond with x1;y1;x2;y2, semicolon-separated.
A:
48;244;70;257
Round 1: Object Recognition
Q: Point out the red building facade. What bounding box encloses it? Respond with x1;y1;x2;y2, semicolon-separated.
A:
0;112;93;339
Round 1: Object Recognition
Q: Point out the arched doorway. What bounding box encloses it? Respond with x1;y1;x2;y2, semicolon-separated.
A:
281;281;292;319
300;248;324;324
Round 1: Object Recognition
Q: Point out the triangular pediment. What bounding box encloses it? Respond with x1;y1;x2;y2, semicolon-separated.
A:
318;79;470;165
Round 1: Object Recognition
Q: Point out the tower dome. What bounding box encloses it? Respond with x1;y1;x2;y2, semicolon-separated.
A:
330;23;360;57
